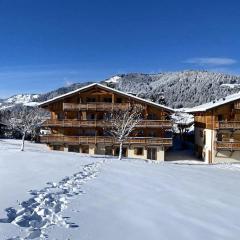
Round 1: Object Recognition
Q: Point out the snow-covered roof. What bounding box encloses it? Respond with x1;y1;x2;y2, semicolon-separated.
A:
39;83;174;112
186;91;240;113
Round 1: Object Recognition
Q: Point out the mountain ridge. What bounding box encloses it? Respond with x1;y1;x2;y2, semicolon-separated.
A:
1;70;240;110
105;70;240;108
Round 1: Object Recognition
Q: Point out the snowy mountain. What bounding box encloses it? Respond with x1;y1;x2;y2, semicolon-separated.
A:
104;71;240;108
0;82;93;110
1;70;240;110
105;75;121;84
0;94;40;110
5;94;39;104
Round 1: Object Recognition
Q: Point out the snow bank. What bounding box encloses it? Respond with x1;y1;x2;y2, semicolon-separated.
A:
0;140;104;239
1;140;240;240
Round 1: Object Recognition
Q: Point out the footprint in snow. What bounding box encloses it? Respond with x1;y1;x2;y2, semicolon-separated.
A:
0;161;103;239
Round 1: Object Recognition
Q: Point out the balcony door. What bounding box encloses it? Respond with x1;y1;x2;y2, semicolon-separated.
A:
68;145;80;153
218;115;223;121
114;147;127;157
147;148;157;160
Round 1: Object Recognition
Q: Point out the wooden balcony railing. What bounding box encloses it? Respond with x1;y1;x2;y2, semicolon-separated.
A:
42;119;172;128
215;121;240;129
63;102;133;111
40;135;172;146
215;141;240;150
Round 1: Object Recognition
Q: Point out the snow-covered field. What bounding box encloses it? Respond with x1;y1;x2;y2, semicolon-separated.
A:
1;140;240;239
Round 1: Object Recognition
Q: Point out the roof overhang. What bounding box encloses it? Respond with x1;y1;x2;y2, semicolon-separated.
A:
39;83;174;112
186;92;240;114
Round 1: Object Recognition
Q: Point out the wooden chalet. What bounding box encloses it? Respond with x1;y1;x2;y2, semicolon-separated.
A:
39;83;173;161
187;92;240;163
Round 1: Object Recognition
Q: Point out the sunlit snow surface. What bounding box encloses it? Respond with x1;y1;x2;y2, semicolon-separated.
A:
0;139;240;239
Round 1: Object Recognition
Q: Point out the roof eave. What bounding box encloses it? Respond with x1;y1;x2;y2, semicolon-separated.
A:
186;109;207;114
38;83;174;112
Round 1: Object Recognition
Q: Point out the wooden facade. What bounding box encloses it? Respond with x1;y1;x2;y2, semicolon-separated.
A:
39;83;173;160
189;98;240;163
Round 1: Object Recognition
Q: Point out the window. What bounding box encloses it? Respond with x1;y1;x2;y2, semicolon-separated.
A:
68;145;80;153
85;129;96;136
87;113;95;120
148;131;156;137
147;148;157;160
136;130;144;136
103;131;111;136
86;97;96;102
147;113;157;120
218;115;223;121
116;98;122;103
114;147;127;157
104;97;112;103
217;133;223;141
105;146;113;155
134;147;144;155
57;112;64;120
90;113;95;120
77;112;81;120
97;114;104;120
52;145;62;151
81;146;89;154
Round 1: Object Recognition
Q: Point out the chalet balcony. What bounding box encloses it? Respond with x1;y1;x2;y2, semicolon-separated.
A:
42;119;172;128
215;121;240;130
215;141;240;151
40;135;172;146
63;102;133;111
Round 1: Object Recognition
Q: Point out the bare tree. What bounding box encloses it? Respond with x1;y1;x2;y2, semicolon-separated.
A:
104;105;143;160
6;106;46;151
171;111;194;149
173;112;193;139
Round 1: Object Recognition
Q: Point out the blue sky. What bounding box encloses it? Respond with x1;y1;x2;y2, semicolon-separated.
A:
0;0;240;97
